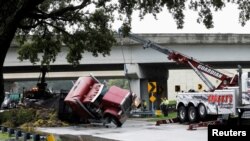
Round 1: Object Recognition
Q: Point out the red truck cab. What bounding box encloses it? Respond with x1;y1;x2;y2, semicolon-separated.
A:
64;76;135;127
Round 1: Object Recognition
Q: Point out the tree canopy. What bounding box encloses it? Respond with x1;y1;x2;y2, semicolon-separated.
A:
0;0;250;104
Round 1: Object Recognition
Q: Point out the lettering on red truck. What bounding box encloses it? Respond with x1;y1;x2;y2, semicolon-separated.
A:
208;95;233;104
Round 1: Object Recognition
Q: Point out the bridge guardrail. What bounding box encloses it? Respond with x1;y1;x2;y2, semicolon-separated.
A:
0;125;53;141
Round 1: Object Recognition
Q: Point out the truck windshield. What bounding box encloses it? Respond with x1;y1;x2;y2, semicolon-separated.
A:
248;79;250;88
4;95;10;100
5;94;10;98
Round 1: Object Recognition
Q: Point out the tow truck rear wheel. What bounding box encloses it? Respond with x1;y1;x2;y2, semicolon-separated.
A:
178;105;188;123
188;106;198;123
198;104;207;120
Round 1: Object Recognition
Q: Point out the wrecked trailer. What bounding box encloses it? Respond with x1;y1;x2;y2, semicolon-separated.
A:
62;75;138;127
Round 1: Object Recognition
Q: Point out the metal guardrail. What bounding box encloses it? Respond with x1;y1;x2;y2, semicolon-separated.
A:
130;103;177;118
130;110;155;117
0;126;50;141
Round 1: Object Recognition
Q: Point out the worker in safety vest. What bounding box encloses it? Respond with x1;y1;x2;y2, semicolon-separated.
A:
142;100;147;111
160;97;169;116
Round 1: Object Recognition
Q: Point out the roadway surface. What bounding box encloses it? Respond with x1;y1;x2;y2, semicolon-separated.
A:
38;118;207;141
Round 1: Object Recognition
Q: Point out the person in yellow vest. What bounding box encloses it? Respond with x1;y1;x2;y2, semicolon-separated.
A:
160;97;169;116
142;99;147;111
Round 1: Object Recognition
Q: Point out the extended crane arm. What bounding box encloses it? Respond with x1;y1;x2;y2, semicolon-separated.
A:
128;34;171;55
124;32;237;91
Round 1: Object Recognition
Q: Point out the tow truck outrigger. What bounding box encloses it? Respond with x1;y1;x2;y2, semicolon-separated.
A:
121;31;250;124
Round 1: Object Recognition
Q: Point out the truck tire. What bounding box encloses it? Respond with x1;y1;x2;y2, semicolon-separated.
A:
8;103;15;109
198;104;207;119
104;115;122;127
178;105;188;123
111;117;122;127
188;106;198;123
103;116;111;127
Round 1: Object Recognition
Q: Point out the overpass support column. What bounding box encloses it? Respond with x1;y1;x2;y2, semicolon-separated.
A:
125;64;168;110
124;63;144;98
129;79;148;101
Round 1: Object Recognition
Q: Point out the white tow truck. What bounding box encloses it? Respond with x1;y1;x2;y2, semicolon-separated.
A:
124;32;250;124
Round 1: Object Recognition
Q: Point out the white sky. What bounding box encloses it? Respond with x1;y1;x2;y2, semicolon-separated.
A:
113;3;250;34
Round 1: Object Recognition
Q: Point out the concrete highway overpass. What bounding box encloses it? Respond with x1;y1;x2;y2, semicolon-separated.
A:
4;33;250;106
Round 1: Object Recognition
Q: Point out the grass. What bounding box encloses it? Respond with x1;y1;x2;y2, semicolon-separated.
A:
147;112;177;122
0;133;9;140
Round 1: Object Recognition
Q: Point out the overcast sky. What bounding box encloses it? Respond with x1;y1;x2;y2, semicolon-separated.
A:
113;3;250;34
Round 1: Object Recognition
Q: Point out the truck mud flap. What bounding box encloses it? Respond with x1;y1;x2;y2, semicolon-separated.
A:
155;118;179;126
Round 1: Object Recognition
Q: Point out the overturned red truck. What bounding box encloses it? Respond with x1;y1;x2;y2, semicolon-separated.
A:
63;75;138;127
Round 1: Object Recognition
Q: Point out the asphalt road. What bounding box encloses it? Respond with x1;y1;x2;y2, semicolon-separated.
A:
38;119;207;141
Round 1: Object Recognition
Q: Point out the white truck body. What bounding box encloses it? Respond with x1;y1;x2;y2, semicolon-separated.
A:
177;89;237;116
176;72;250;122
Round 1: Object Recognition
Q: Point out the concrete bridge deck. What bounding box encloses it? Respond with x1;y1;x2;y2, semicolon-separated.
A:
4;33;250;105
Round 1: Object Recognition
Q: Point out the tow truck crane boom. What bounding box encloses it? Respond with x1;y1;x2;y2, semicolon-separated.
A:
125;33;238;91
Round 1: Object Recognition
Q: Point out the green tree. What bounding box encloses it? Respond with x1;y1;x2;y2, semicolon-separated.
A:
0;0;250;105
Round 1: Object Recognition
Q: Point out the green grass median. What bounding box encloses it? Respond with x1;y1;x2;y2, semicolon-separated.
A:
147;112;177;122
0;133;9;140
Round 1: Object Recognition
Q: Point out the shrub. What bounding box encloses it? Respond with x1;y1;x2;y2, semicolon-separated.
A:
0;107;68;128
0;108;35;127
